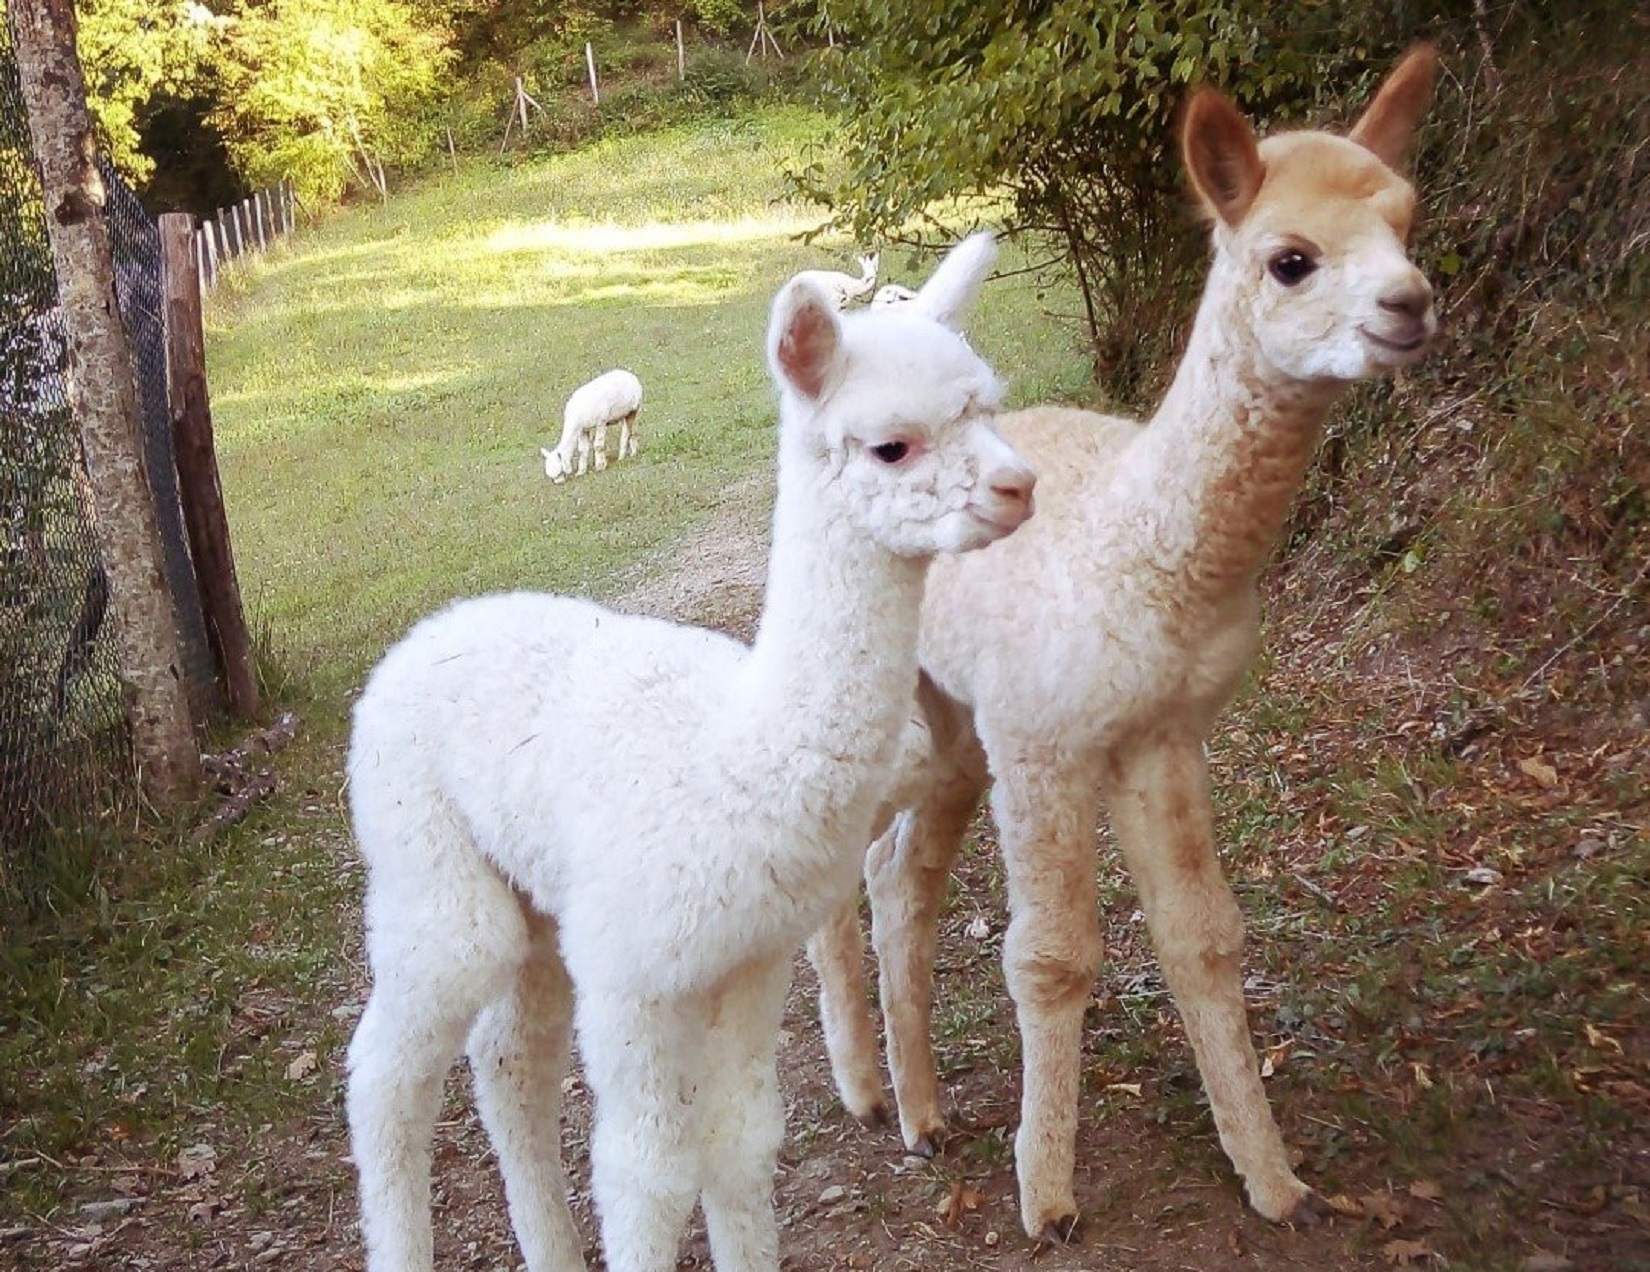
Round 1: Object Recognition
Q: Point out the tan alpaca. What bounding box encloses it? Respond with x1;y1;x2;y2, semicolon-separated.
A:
807;47;1439;1241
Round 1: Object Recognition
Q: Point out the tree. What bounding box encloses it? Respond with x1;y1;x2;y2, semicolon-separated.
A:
6;0;202;810
73;0;218;181
209;0;453;206
800;0;1333;405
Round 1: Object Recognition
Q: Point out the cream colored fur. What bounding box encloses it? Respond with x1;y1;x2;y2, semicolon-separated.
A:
344;234;1036;1272
807;47;1441;1242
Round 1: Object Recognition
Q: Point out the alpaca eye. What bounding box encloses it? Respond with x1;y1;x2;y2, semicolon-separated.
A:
870;441;909;464
1268;250;1318;286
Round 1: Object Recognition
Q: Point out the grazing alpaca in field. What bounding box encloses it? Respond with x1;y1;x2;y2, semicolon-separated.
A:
807;46;1440;1241
872;283;918;308
542;368;643;483
345;233;1036;1272
792;252;879;309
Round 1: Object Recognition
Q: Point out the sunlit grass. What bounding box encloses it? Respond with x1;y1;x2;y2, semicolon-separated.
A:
205;105;1090;706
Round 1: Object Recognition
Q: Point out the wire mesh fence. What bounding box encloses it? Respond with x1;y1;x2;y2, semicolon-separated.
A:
1;23;210;888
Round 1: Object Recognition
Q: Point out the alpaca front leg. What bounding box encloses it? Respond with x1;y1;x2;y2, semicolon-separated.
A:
807;896;889;1125
576;994;701;1272
992;763;1105;1242
575;430;592;478
1105;735;1314;1224
467;910;585;1270
697;957;791;1272
592;420;610;471
867;766;985;1154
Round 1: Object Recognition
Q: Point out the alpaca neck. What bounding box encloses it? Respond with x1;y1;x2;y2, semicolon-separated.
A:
740;429;927;759
1130;256;1344;605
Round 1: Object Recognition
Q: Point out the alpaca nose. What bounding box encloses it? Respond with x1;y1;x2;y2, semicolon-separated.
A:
1379;277;1433;321
989;464;1037;526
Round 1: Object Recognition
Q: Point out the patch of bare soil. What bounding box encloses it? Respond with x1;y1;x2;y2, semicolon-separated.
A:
17;478;1645;1272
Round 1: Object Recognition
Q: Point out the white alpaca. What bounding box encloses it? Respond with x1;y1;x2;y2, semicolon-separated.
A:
790;252;879;309
807;47;1440;1241
542;368;643;483
345;233;1036;1272
872;283;918;308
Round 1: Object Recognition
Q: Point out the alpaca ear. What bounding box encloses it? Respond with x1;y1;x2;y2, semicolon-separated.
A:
910;232;997;330
769;279;843;402
1349;44;1438;171
1182;88;1265;226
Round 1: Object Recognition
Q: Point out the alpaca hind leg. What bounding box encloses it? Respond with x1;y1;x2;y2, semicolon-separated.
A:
467;907;585;1270
991;752;1104;1242
348;851;528;1272
1105;735;1314;1224
807;898;888;1125
696;957;791;1272
576;992;702;1272
867;740;987;1154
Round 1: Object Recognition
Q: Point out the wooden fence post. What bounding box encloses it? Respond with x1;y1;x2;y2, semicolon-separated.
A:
252;189;267;250
676;19;685;80
586;42;599;105
159;212;258;719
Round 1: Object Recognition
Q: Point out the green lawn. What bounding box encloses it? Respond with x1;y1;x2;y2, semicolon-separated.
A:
207;105;1090;702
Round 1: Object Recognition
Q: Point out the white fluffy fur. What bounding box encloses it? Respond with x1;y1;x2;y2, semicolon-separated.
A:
345;233;1035;1272
789;252;879;309
542;368;643;483
807;47;1441;1241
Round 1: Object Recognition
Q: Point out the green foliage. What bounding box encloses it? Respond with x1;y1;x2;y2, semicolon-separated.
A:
208;0;453;206
800;0;1347;407
74;0;217;181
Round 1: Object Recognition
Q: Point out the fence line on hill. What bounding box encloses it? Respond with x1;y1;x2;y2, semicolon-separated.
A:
194;181;296;292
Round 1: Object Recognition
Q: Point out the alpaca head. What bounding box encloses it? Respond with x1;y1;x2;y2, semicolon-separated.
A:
1182;45;1439;383
767;232;1035;558
542;446;570;483
872;283;918;308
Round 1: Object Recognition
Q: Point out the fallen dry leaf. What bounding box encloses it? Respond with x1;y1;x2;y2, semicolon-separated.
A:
937;1180;983;1227
1407;1179;1444;1203
1583;1022;1623;1054
1105;1082;1143;1098
1325;1193;1365;1218
175;1145;217;1181
1518;755;1559;788
1382;1238;1435;1265
1363;1191;1408;1230
285;1050;319;1081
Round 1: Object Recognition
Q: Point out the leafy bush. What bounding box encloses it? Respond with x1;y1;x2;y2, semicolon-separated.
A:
798;0;1346;408
682;46;772;108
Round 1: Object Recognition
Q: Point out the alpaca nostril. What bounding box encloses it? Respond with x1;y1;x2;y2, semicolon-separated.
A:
1379;284;1433;321
991;473;1034;506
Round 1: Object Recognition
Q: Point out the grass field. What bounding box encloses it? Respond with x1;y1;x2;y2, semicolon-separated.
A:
206;105;1090;701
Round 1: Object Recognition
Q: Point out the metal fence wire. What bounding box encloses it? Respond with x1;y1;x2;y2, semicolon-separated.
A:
1;24;210;871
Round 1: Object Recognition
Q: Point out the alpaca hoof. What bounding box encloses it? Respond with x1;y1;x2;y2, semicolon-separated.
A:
1037;1213;1083;1246
1283;1190;1330;1228
855;1102;892;1130
910;1128;948;1158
